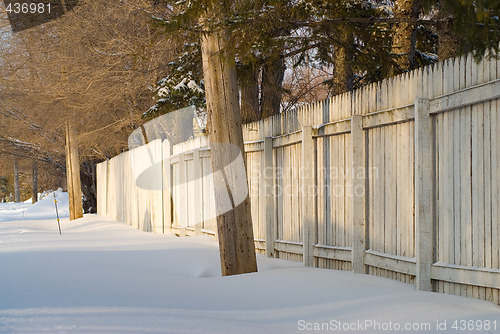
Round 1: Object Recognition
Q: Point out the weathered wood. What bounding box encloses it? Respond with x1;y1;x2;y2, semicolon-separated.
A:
494;97;500;271
338;133;346;248
263;137;275;257
364;250;416;276
362;105;415;129
471;101;484;268
314;245;352;262
317;119;351;137
415;98;433;291
430;79;500;114
302;126;315;266
274;240;303;255
272;131;302;148
201;26;257;276
65;123;83;220
484;102;492;269
351;115;365;273
431;263;500;289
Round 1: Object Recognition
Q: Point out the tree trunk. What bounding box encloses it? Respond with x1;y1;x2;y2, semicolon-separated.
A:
81;159;98;213
331;32;355;96
32;160;38;204
65;123;83;220
437;17;460;61
200;27;258;276
260;56;285;119
14;158;20;203
390;0;420;74
240;64;261;124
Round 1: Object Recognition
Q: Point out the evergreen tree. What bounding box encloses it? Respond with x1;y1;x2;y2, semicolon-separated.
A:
144;42;205;120
153;0;499;116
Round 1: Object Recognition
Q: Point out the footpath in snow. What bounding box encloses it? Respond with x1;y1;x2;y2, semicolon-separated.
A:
0;194;499;333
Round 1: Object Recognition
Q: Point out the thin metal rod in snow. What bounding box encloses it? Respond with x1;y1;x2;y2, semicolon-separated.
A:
53;192;62;235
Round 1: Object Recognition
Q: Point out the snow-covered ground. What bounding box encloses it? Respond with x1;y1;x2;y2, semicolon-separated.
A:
0;196;499;333
0;190;69;223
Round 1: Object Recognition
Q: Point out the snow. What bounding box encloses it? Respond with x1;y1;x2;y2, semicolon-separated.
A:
0;190;69;223
186;80;204;94
169;78;203;95
0;199;499;333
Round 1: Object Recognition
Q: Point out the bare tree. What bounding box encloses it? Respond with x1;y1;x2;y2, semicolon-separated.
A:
0;0;176;207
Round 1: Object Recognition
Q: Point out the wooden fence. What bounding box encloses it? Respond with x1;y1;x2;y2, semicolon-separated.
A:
97;51;500;305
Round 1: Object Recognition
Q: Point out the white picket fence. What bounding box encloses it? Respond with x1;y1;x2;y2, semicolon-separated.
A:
97;51;500;305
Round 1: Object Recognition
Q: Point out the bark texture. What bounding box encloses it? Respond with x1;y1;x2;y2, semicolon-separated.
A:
332;32;355;96
390;0;420;74
65;123;83;220
201;27;258;276
240;65;261;123
260;56;285;119
437;18;460;61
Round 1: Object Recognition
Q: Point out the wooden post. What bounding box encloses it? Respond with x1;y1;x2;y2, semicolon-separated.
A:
65;123;83;220
302;126;315;267
351;114;366;273
32;160;38;204
415;98;434;291
201;24;257;276
263;136;275;257
193;149;203;235
13;158;20;203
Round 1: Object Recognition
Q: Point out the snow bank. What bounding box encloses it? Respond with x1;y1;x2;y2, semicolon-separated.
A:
0;215;498;333
0;190;69;222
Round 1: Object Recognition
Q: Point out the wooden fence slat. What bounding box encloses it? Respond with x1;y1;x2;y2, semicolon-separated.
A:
368;128;374;252
331;133;338;247
494;97;500;270
396;123;404;257
302;126;314;266
472;101;484;269
351;115;365;273
339;134;345;248
415;98;433;291
484;102;492;269
264;137;275;257
408;121;415;258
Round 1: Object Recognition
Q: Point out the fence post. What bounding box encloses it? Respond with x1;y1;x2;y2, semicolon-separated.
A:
193;149;203;235
263;136;275;257
302;126;315;266
415;98;434;291
351;114;366;273
162;140;173;234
